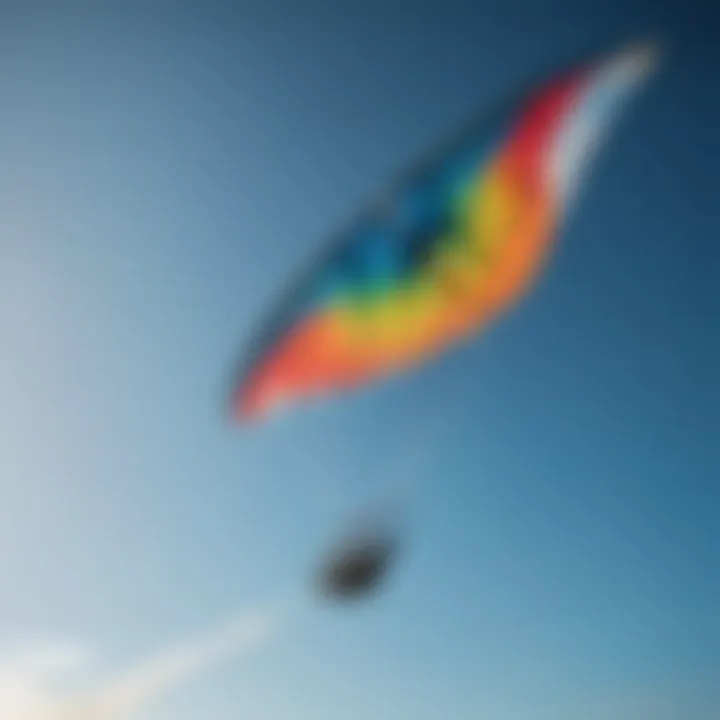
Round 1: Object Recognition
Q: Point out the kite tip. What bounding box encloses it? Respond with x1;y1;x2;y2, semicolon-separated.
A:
231;386;295;426
230;391;258;424
621;37;664;76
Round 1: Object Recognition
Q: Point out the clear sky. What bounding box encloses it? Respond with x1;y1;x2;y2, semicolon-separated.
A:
0;0;716;718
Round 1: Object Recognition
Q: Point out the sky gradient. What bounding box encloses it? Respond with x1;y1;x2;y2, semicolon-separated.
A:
0;0;717;718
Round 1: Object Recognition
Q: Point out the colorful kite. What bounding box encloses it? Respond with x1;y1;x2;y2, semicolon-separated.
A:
233;41;660;420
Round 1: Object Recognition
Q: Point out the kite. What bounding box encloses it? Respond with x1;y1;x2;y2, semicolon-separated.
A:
233;41;660;420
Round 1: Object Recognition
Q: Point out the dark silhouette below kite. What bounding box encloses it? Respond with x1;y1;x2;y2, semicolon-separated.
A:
317;525;399;601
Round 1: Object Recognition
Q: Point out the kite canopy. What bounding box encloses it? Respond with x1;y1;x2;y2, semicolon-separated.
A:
233;41;660;420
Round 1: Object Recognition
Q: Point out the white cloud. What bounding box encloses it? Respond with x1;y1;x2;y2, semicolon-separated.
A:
0;641;88;720
0;603;290;720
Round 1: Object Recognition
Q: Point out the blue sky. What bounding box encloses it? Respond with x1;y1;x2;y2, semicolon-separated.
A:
0;1;716;718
